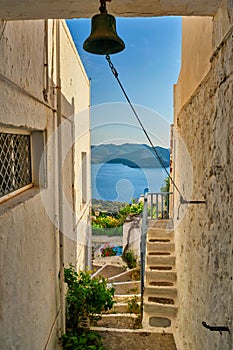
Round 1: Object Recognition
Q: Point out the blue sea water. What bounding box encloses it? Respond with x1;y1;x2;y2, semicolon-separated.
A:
92;163;169;202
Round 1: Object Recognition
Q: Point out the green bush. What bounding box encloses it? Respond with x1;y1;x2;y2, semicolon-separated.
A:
62;266;115;349
118;201;143;217
91;201;143;234
62;330;105;350
92;215;124;228
122;249;137;269
92;226;123;237
127;295;140;314
64;265;115;328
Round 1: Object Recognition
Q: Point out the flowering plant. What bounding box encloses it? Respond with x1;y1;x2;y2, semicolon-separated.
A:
101;245;116;257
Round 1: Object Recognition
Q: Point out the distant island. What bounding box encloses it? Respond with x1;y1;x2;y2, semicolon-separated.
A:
91;143;170;168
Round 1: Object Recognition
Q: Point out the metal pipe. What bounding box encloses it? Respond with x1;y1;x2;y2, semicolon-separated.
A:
43;19;49;102
56;19;65;336
140;189;148;319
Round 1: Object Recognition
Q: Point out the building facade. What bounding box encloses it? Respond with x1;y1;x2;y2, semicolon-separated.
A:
0;19;91;348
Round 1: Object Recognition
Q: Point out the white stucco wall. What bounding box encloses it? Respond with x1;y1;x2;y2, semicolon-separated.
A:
0;19;90;349
174;16;213;117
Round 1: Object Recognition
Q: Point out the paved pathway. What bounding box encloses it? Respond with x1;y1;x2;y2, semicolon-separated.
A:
99;331;177;350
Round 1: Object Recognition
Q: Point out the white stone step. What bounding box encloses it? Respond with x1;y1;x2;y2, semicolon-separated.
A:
97;314;139;329
147;228;174;240
106;303;128;314
143;302;178;318
144;285;177;299
112;281;140;295
146;270;177;283
148;219;173;230
147;255;176;267
147;241;175;253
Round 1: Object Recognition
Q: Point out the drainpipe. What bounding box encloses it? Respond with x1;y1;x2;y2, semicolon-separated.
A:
56;19;65;336
43;19;49;102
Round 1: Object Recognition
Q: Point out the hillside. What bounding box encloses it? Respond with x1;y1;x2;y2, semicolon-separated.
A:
91;143;170;168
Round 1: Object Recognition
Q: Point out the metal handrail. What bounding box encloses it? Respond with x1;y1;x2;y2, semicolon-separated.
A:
147;192;173;220
140;190;148;315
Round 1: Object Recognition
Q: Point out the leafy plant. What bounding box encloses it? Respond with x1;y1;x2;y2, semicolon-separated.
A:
160;176;170;215
92;226;123;237
62;330;105;350
122;249;137;269
160;176;170;193
92;215;124;228
118;201;143;217
91;201;143;234
127;295;140;314
127;295;142;329
64;265;115;328
62;266;115;349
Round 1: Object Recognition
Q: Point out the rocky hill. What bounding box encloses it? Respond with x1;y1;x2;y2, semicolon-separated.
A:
91;143;170;168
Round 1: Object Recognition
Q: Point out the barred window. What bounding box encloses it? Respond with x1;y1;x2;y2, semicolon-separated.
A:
0;131;32;199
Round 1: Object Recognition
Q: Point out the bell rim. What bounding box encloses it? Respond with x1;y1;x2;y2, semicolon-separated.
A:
83;39;125;55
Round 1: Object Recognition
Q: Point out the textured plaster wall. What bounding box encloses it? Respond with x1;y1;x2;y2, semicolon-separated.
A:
0;0;222;20
0;19;90;349
173;2;233;349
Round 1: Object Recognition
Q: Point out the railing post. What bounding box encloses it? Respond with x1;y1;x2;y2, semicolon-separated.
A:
150;193;153;219
156;193;158;219
140;188;148;318
161;194;164;219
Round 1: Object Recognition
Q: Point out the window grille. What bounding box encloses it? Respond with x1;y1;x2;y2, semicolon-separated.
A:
0;132;32;198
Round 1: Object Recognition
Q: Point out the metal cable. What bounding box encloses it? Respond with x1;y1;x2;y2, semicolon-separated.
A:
105;54;183;198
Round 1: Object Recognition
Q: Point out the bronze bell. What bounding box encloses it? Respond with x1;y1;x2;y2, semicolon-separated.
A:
83;13;125;55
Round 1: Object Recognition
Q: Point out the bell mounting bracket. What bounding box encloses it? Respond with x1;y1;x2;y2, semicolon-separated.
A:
99;0;111;13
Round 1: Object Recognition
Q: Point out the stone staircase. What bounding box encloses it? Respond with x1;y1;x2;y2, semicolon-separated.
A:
143;219;178;330
92;263;142;330
90;237;177;349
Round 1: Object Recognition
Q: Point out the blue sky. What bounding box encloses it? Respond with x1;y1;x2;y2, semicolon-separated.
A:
66;17;182;147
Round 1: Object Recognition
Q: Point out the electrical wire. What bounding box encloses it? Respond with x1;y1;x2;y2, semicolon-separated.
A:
105;54;184;198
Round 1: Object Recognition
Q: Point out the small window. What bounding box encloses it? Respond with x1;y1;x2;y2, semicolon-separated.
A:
0;130;32;201
81;152;87;204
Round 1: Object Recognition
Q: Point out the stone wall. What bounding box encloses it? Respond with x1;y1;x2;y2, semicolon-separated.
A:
173;2;233;349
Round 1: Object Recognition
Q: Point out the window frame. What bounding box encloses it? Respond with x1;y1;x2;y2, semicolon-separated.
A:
0;125;34;204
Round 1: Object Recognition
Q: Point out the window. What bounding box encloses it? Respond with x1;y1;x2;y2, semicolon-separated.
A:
0;130;32;201
81;152;87;204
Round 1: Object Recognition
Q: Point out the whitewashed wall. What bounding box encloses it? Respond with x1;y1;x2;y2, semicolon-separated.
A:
0;19;90;349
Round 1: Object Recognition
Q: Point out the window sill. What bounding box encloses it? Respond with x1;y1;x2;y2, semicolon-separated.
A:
0;186;41;217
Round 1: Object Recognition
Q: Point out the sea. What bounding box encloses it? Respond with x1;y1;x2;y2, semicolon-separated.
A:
92;162;169;203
